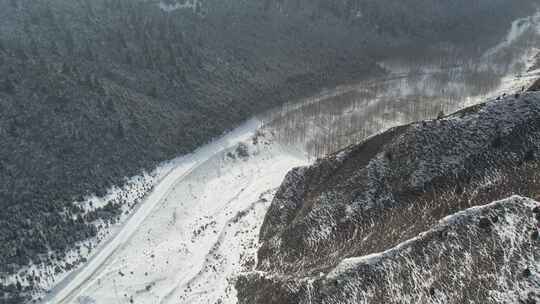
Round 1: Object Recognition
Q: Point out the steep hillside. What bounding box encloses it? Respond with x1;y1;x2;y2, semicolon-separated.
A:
237;91;540;303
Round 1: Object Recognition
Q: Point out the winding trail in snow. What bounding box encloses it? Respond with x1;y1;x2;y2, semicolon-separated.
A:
42;118;263;304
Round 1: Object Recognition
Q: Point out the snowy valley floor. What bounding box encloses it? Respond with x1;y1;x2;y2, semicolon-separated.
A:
43;129;308;304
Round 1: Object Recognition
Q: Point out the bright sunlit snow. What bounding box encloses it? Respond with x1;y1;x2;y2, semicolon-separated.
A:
42;128;307;304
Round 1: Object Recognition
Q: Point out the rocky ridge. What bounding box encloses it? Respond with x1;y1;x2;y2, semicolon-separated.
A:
237;91;540;303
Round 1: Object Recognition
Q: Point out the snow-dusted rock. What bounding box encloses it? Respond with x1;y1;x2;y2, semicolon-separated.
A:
238;92;540;304
239;196;539;304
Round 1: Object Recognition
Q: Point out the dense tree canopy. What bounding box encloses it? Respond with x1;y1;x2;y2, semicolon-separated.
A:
0;0;537;301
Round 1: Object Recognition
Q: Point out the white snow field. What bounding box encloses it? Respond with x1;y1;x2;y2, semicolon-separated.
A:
43;125;308;304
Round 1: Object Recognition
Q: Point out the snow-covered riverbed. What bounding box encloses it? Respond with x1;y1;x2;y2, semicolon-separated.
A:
41;122;307;304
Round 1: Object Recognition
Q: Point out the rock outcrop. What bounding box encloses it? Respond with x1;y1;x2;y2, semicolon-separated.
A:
237;92;540;303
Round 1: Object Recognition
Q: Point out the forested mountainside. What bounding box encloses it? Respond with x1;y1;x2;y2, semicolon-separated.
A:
237;91;540;304
0;0;538;300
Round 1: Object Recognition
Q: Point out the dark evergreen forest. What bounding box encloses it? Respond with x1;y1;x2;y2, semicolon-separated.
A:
0;0;537;302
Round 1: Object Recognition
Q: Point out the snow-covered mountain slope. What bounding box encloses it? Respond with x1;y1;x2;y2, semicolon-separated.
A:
41;129;307;304
28;54;540;304
239;196;540;304
18;45;537;304
6;13;536;300
237;91;540;304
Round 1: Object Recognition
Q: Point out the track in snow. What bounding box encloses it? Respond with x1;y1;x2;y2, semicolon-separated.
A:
43;127;307;304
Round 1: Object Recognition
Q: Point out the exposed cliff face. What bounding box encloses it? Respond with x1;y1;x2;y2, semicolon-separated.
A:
237;92;540;303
